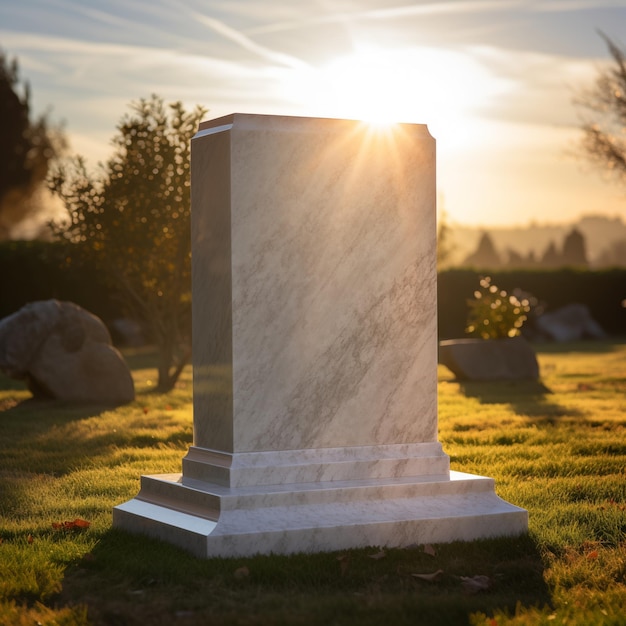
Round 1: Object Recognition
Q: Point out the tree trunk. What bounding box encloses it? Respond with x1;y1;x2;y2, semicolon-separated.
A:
156;330;190;392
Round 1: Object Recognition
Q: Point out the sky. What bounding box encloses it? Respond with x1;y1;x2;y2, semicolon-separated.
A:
1;0;626;228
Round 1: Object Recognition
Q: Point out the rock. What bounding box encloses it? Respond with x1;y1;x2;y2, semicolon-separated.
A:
534;303;607;342
0;300;135;405
439;337;539;381
110;318;146;347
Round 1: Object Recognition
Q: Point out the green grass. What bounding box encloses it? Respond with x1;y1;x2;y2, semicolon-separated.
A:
1;341;625;625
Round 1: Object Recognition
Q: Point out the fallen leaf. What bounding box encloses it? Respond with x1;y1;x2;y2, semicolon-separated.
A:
422;544;437;557
234;566;249;579
368;549;386;560
460;574;492;594
586;550;599;560
52;518;91;531
143;407;149;414
73;518;91;529
411;569;444;582
337;554;350;576
27;534;34;544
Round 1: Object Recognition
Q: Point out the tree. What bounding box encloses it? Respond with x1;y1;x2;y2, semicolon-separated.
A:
461;231;502;268
595;238;626;267
0;49;64;239
575;33;626;184
436;207;454;268
540;240;561;268
561;227;588;267
51;95;207;391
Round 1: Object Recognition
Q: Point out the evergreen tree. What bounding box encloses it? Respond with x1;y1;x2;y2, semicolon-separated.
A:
540;240;561;268
0;49;64;239
562;227;588;267
462;232;501;268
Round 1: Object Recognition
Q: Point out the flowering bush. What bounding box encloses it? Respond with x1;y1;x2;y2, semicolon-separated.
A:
465;276;532;340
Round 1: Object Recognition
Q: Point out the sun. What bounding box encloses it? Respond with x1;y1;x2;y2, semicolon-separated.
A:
282;46;502;143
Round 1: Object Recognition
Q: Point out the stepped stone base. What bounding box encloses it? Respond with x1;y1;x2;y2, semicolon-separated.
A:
113;443;527;558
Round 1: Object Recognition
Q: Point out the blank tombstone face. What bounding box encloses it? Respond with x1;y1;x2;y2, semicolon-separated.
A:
192;114;437;453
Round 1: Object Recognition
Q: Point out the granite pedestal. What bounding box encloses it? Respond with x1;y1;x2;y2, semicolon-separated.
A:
113;114;527;557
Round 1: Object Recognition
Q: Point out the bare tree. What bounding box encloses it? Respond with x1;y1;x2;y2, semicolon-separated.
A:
574;33;626;184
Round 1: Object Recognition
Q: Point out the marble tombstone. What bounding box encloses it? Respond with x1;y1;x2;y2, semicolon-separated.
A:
113;114;527;557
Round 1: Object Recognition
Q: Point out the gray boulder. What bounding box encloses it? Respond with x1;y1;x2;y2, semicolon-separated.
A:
534;303;607;342
0;300;135;405
439;337;539;381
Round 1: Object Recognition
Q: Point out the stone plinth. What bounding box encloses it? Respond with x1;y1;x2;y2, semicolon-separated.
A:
113;114;527;557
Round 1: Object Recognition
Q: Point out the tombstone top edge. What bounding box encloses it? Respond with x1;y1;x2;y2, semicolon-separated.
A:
196;113;433;139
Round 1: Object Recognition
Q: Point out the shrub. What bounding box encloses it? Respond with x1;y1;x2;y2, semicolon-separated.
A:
438;268;626;339
465;276;531;339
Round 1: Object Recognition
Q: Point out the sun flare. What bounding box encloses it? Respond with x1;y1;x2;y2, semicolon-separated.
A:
283;46;503;144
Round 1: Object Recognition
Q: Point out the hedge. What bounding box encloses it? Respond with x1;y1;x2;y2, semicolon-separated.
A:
2;242;625;340
438;268;626;339
0;240;121;323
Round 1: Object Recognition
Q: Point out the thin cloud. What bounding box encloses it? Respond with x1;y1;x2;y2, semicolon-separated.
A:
0;30;264;79
531;0;626;11
42;0;138;30
245;1;524;36
174;4;309;70
467;45;602;127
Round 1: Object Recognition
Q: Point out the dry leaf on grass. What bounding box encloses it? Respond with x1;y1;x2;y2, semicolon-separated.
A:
52;518;91;531
460;574;492;594
337;554;350;576
368;549;386;560
411;569;444;582
422;544;437;557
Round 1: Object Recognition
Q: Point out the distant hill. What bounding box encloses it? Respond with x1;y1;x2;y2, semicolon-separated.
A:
445;215;626;268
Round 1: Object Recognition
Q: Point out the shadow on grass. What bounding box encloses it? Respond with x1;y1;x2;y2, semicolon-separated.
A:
58;529;552;626
0;396;111;429
0;395;190;525
0;372;30;395
458;379;584;419
0;397;189;470
0;398;116;530
531;338;625;355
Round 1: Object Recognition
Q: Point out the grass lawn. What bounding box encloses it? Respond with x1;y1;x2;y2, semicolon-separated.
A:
0;341;625;625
